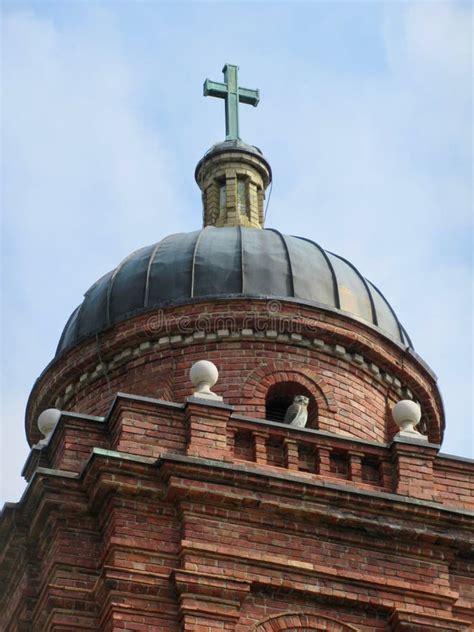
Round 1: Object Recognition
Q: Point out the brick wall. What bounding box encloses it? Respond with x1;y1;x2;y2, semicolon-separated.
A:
3;299;472;631
4;390;473;630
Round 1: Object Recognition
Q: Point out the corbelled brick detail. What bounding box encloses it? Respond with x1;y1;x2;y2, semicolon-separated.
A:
173;570;251;628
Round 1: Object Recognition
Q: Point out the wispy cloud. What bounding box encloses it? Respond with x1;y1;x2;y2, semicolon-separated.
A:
2;9;186;502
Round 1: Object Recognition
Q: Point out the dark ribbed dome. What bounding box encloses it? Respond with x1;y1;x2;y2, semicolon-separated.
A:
56;227;412;356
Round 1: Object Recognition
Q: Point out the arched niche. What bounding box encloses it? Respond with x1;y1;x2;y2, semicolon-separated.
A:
243;360;337;428
265;381;318;428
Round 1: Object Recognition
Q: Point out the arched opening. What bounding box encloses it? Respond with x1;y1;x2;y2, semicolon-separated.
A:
253;612;361;632
265;381;317;428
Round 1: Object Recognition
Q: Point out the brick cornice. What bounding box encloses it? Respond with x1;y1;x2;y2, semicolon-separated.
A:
168;473;474;550
79;448;474;548
4;450;472;548
157;454;474;532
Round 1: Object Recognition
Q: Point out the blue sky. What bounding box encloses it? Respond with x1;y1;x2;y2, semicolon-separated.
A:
1;1;472;504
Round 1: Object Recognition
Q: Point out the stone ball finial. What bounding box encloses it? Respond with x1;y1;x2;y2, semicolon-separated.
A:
37;408;61;444
392;400;426;440
189;360;223;402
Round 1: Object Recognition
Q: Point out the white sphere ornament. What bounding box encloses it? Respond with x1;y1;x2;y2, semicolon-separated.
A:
392;400;426;439
189;360;223;402
37;408;61;443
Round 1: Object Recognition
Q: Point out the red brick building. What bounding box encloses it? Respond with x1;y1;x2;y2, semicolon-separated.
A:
1;66;473;631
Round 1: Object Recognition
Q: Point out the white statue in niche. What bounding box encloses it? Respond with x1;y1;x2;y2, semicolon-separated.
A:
284;395;309;428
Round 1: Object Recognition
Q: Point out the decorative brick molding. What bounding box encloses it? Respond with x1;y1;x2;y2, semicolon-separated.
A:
389;608;471;631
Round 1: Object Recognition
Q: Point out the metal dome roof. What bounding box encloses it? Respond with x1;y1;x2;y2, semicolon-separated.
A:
56;226;412;357
194;138;271;181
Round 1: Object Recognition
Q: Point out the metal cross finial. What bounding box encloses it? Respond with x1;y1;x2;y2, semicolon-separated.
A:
203;64;260;141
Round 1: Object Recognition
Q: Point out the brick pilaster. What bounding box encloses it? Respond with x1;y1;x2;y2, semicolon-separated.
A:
391;436;440;501
185;397;233;460
318;446;331;476
350;452;363;483
254;432;268;465
284;438;299;471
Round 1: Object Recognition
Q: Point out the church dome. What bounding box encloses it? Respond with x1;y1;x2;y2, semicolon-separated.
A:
56;226;412;357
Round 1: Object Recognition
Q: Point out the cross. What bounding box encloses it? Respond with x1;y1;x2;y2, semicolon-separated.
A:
203;64;260;141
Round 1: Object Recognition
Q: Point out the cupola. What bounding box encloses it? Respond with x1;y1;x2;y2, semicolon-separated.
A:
195;64;272;229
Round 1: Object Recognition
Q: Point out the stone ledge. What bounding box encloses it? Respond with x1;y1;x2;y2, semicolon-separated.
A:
437;452;474;465
391;434;440;450
186;396;234;411
111;392;185;411
89;447;156;467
